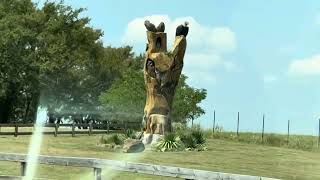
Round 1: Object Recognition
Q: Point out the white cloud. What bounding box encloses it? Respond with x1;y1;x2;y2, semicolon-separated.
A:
185;71;217;87
122;15;237;53
122;15;238;88
263;75;277;83
184;53;236;73
288;55;320;77
210;28;237;53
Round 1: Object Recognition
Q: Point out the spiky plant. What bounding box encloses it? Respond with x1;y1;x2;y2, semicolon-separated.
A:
125;129;136;139
191;130;206;145
156;133;182;152
180;133;197;149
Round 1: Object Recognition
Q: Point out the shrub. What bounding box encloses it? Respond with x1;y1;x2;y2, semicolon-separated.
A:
289;137;314;151
191;129;206;145
99;134;124;146
264;134;284;147
179;128;207;151
125;129;136;139
180;133;197;149
172;122;187;132
155;133;182;152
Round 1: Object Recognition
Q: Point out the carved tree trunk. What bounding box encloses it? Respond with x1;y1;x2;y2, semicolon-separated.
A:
142;22;187;137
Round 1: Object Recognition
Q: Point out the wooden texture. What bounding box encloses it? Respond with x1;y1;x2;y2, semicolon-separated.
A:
143;26;187;134
0;153;280;180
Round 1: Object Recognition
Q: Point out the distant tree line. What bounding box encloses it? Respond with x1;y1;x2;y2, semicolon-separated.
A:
0;0;207;126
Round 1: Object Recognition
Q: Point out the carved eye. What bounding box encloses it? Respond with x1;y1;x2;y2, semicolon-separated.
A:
146;59;155;69
156;37;161;49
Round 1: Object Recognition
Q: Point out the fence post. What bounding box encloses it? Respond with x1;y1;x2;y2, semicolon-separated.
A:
237;112;240;137
213;110;216;133
318;119;320;148
54;124;58;137
93;167;102;180
72;123;75;137
21;162;26;176
89;122;93;136
107;121;110;134
14;124;18;137
287;120;290;145
262;114;265;142
124;121;127;133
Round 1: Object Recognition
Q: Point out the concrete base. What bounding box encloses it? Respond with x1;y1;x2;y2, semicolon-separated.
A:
141;133;163;145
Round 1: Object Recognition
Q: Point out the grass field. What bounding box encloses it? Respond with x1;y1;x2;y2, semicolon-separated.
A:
0;133;320;180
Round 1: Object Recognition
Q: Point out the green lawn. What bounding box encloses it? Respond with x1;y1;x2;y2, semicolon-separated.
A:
0;134;319;180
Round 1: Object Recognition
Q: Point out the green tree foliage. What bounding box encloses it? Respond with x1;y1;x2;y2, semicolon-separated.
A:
0;0;130;123
171;75;207;125
0;0;40;122
99;65;207;124
0;0;206;125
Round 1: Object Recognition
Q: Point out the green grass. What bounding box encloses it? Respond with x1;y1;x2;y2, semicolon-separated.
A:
0;133;320;180
207;131;320;152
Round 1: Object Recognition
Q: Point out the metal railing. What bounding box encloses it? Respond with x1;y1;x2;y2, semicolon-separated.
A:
0;153;279;180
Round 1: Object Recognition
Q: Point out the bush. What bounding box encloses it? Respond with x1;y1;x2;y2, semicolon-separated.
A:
180;133;197;149
172;122;187;132
264;134;284;147
191;129;206;145
155;133;183;152
288;136;314;151
178;127;208;151
99;134;124;146
125;129;136;139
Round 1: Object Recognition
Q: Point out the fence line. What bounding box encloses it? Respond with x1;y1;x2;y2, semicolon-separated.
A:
0;122;141;137
209;110;320;148
0;153;279;180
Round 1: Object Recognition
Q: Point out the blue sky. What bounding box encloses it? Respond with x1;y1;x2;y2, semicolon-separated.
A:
34;0;320;135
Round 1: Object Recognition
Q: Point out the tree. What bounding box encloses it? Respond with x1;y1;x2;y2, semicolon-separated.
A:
0;0;109;123
0;0;40;123
171;75;207;126
99;65;207;125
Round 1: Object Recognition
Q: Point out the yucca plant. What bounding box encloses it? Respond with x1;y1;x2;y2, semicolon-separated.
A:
191;130;206;145
125;129;136;139
156;133;182;152
180;133;197;149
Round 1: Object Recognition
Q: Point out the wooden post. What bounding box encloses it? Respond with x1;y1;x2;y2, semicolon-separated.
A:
237;112;240;137
262;114;265;142
89;123;93;136
72;123;75;137
93;167;102;180
287;120;290;145
14;124;18;137
54;124;58;137
107;121;110;134
213;110;216;133
124;121;127;133
318;119;320;148
21;162;26;176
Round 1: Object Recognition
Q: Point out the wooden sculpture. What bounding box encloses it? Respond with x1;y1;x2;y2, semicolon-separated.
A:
142;21;188;141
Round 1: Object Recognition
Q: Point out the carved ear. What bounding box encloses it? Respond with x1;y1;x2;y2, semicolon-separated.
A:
144;20;157;32
156;22;165;32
